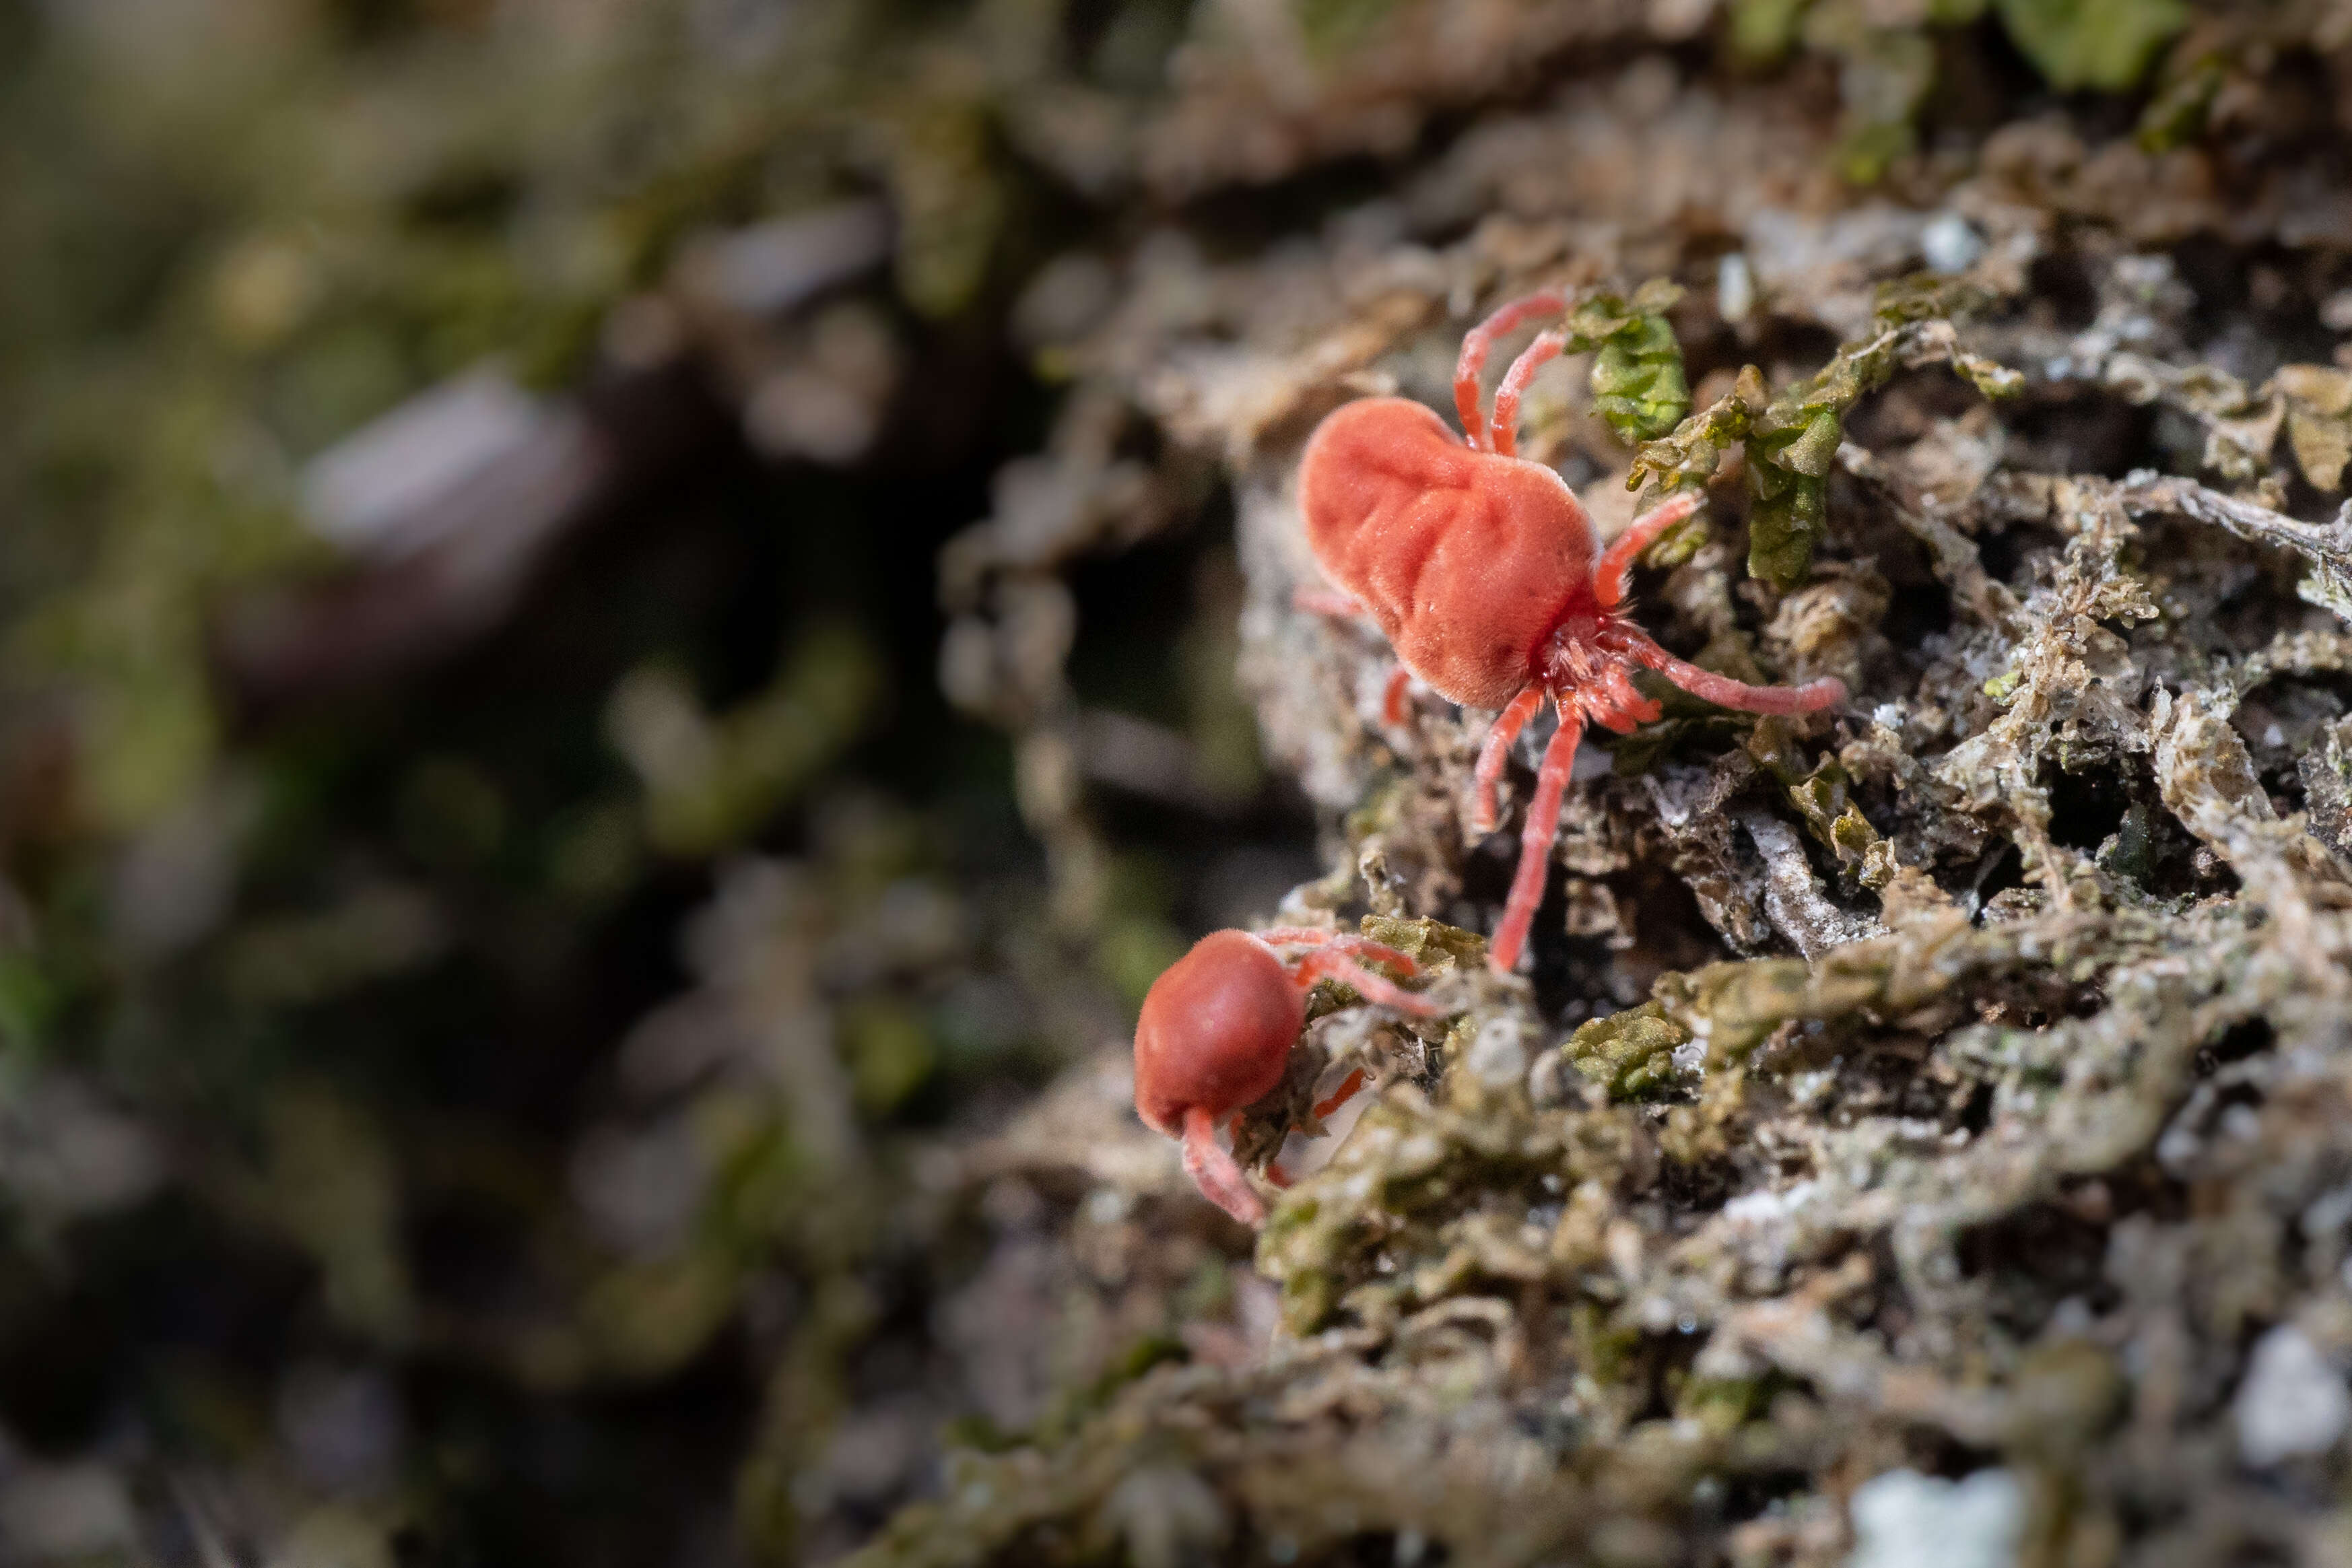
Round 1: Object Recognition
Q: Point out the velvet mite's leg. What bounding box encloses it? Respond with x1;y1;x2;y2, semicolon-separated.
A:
1615;630;1847;715
1291;950;1446;1017
1311;1067;1368;1120
1489;700;1586;975
1269;1065;1372;1187
1489;327;1570;457
1266;932;1443;1009
1315;934;1420;974
1293;585;1366;617
1381;664;1413;726
1455;292;1567;450
1257;928;1409;961
1293;588;1410;721
1181;1105;1266;1225
1592;491;1704;609
1471;685;1547;832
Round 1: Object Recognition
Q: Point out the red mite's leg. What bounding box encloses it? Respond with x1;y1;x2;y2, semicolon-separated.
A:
1316;934;1420;974
1182;1105;1266;1225
1311;1067;1368;1121
1291;950;1446;1017
1593;491;1704;609
1381;664;1413;726
1456;292;1568;451
1617;631;1847;716
1489;327;1570;458
1489;700;1586;975
1293;586;1366;617
1472;685;1547;832
1271;1067;1375;1190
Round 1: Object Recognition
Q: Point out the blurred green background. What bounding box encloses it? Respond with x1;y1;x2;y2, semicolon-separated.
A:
0;1;1300;1561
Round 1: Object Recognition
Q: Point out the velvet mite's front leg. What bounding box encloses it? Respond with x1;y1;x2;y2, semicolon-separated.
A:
1592;492;1704;609
1180;1105;1265;1225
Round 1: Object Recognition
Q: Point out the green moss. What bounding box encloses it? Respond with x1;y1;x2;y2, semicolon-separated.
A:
1560;283;1693;449
1359;913;1487;974
840;996;937;1116
1730;0;1814;64
1296;0;1403;58
619;621;887;858
1995;0;2188;92
1591;313;1693;444
1631;277;2021;586
2136;49;2225;149
1675;1374;1776;1435
1562;1002;1693;1099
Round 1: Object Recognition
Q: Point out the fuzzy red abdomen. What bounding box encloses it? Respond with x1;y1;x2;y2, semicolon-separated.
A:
1298;397;1600;710
1132;930;1306;1136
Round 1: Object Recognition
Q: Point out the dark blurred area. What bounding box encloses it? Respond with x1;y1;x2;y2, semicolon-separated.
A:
0;1;1300;1561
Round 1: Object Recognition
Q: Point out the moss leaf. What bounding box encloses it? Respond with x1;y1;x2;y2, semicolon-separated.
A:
1994;0;2189;92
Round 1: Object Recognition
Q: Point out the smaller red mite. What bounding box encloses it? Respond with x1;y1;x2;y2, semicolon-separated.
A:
1298;292;1846;974
1133;927;1443;1225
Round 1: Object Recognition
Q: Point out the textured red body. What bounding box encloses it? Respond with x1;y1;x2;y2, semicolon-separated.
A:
1299;396;1599;710
1130;927;1442;1225
1293;292;1846;976
1133;930;1303;1139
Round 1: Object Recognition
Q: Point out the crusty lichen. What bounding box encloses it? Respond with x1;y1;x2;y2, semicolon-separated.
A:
864;11;2352;1565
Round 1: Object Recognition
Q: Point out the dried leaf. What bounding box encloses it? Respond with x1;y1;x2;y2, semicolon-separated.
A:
2275;364;2352;492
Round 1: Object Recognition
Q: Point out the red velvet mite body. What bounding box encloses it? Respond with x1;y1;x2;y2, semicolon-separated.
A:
1298;292;1846;976
1133;927;1442;1226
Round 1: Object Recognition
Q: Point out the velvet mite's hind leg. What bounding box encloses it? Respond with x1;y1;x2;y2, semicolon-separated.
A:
1471;685;1547;832
1489;700;1586;976
1455;292;1566;450
1292;588;1414;727
1293;585;1366;617
1592;491;1704;609
1611;629;1846;716
1180;1105;1265;1225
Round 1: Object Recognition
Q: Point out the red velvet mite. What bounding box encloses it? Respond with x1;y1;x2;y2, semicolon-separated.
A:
1133;927;1442;1225
1297;292;1846;976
